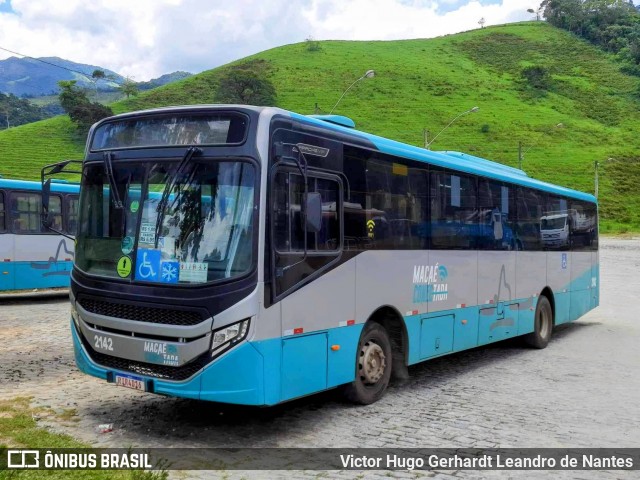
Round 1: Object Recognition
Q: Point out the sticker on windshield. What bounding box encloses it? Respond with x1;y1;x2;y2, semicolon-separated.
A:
130;200;140;213
121;236;134;255
139;222;156;245
135;249;161;282
116;256;132;278
179;262;208;283
160;261;179;284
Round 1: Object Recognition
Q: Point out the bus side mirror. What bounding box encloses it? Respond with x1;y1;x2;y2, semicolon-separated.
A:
305;192;322;233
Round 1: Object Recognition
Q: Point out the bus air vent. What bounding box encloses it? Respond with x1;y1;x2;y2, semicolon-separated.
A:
78;298;205;326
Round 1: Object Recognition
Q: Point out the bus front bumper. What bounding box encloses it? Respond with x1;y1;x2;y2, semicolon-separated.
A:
71;319;268;405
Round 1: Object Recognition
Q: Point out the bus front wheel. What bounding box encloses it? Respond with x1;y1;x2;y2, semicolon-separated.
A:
344;322;392;405
523;295;553;349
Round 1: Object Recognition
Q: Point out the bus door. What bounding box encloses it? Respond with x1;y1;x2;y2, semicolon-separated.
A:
272;168;351;401
0;188;14;290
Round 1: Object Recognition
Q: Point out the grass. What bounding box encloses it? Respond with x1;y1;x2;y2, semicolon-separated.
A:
0;21;638;232
0;398;167;480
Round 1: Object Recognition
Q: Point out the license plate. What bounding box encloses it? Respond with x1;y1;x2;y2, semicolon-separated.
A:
114;373;146;392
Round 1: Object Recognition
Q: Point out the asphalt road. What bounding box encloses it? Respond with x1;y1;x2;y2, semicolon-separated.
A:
1;237;639;479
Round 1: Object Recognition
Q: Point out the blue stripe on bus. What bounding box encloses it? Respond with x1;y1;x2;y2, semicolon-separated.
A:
0;260;73;291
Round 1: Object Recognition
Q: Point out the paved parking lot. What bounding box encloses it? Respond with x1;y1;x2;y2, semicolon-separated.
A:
1;238;639;479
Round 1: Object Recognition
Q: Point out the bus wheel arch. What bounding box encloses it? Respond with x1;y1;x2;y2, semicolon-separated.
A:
369;305;409;382
540;286;556;325
343;306;408;404
524;288;554;349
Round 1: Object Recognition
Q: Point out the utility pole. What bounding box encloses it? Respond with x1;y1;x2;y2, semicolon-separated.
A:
423;129;430;149
594;160;599;199
518;141;523;170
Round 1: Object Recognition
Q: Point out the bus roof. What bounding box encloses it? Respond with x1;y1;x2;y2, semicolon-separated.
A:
87;105;596;204
0;178;80;194
287;111;597;204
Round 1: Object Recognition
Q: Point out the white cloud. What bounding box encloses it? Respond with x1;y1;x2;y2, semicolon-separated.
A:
0;0;535;80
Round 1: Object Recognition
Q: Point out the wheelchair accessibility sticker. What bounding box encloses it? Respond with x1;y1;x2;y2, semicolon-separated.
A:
135;249;161;282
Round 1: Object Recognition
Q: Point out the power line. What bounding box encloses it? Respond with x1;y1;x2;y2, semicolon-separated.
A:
0;44;115;82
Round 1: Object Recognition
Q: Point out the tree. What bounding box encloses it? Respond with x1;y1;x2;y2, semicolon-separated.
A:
70;102;113;132
119;77;139;99
528;6;543;20
58;80;89;113
91;69;106;101
305;36;321;52
539;0;640;74
521;65;552;91
478;17;486;28
214;60;277;106
0;92;50;130
57;80;112;134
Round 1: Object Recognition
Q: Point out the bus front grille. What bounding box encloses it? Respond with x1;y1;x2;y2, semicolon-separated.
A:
78;297;205;326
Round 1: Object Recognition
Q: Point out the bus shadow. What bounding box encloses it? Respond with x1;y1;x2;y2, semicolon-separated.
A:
78;321;600;446
0;292;69;304
400;320;599;391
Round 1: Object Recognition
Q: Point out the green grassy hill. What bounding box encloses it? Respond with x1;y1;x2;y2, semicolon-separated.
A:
1;22;639;232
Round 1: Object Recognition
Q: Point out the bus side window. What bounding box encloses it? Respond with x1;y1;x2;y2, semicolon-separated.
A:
273;171;340;252
48;195;63;233
477;179;517;250
516;187;544;251
430;170;478;249
0;191;5;232
10;192;41;234
66;195;79;235
569;199;598;251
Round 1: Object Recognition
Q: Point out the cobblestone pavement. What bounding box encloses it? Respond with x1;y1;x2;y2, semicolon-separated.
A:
1;238;639;479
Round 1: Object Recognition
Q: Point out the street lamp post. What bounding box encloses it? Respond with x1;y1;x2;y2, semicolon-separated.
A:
425;106;479;149
329;70;375;114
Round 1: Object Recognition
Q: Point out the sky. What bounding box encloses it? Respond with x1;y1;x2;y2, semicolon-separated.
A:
0;0;538;81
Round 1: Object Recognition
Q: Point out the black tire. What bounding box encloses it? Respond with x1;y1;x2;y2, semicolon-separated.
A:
523;295;553;349
343;322;393;405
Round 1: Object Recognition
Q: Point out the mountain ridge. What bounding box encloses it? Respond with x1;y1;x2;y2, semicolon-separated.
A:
0;56;193;97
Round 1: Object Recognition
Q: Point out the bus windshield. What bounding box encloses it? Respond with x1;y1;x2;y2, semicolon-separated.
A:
76;159;256;285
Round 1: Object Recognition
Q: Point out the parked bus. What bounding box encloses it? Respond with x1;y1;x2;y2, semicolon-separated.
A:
0;178;79;292
47;106;598;405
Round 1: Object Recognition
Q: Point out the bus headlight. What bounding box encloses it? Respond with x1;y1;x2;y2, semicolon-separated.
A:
211;319;250;357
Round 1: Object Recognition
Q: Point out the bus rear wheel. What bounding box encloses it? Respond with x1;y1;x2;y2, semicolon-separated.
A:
344;322;392;405
523;295;553;349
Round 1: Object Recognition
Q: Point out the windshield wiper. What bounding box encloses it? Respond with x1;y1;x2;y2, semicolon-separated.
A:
104;152;123;209
154;147;202;248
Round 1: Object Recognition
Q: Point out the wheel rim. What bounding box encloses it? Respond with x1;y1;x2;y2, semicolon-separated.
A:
359;340;386;385
538;304;551;339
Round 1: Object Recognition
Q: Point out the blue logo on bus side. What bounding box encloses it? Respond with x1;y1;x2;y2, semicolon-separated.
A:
412;264;449;303
561;253;567;270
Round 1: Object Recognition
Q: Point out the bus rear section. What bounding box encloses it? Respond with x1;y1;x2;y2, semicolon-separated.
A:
0;178;78;292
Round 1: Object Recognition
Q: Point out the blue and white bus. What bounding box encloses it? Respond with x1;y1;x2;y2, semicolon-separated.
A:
52;106;598;405
0;178;79;292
